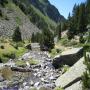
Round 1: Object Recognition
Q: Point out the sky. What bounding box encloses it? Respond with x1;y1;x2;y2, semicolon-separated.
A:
49;0;86;19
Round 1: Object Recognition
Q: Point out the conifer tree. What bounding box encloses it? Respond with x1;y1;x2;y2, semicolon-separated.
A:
56;23;62;40
12;27;22;42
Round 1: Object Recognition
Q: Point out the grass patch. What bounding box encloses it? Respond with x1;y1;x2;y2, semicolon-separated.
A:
15;58;39;67
61;65;70;74
58;38;82;47
54;87;64;90
28;58;39;65
0;41;27;63
15;16;22;25
15;60;26;67
50;48;62;58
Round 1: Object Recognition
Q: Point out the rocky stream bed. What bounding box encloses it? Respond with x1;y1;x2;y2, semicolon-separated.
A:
0;51;62;90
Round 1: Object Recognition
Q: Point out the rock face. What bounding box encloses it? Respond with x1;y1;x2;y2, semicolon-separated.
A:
53;48;83;68
0;4;40;39
55;57;86;89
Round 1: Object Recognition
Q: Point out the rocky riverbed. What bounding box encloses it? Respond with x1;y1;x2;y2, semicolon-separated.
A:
0;51;62;90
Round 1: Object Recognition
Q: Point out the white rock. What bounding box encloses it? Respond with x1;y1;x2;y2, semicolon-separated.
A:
30;81;34;86
34;82;40;87
41;78;44;81
23;82;27;86
49;76;54;80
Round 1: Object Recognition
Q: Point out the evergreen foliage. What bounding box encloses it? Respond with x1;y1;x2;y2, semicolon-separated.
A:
67;0;90;39
12;27;22;42
0;0;8;7
82;25;90;89
31;29;54;51
55;23;62;40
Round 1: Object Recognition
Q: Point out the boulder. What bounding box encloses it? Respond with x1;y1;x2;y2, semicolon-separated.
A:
55;57;86;88
53;47;83;68
65;81;82;90
0;74;4;82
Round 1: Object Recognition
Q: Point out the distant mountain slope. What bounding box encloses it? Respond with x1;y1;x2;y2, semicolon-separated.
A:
27;0;65;22
13;0;65;30
30;0;65;22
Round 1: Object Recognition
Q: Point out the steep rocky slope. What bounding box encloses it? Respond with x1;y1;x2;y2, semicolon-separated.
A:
0;1;40;39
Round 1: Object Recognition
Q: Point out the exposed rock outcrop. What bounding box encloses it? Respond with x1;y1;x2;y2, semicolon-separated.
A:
0;4;40;39
55;57;86;89
65;81;82;90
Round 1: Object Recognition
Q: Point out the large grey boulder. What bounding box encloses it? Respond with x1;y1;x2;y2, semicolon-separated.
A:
65;81;82;90
55;57;86;89
53;48;83;68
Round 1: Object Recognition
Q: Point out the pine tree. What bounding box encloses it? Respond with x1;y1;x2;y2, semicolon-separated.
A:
78;3;87;33
82;27;90;90
67;13;75;39
56;23;62;40
86;0;90;24
12;27;22;42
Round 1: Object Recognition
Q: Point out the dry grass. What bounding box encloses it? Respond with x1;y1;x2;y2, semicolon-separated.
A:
0;66;13;80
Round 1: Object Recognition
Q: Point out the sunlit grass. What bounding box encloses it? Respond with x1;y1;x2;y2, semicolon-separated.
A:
0;42;27;63
15;58;39;67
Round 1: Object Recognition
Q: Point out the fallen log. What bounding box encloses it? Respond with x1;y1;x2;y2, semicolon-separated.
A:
11;67;32;72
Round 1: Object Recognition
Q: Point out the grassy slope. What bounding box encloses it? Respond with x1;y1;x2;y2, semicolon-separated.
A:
19;0;57;29
0;42;27;63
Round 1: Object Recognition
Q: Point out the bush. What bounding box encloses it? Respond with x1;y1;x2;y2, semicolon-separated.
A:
0;45;4;49
79;35;85;43
82;43;90;89
0;0;8;7
3;52;16;59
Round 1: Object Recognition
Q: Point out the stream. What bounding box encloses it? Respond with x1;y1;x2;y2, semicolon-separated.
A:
0;51;62;90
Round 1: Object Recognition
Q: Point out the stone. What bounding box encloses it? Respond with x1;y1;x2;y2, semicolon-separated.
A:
55;57;86;88
34;82;40;87
53;47;83;68
0;75;4;82
49;76;55;80
30;81;34;86
65;81;82;90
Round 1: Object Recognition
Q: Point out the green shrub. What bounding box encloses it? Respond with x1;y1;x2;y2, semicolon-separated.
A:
61;65;70;74
82;43;90;89
0;45;4;49
3;52;16;59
